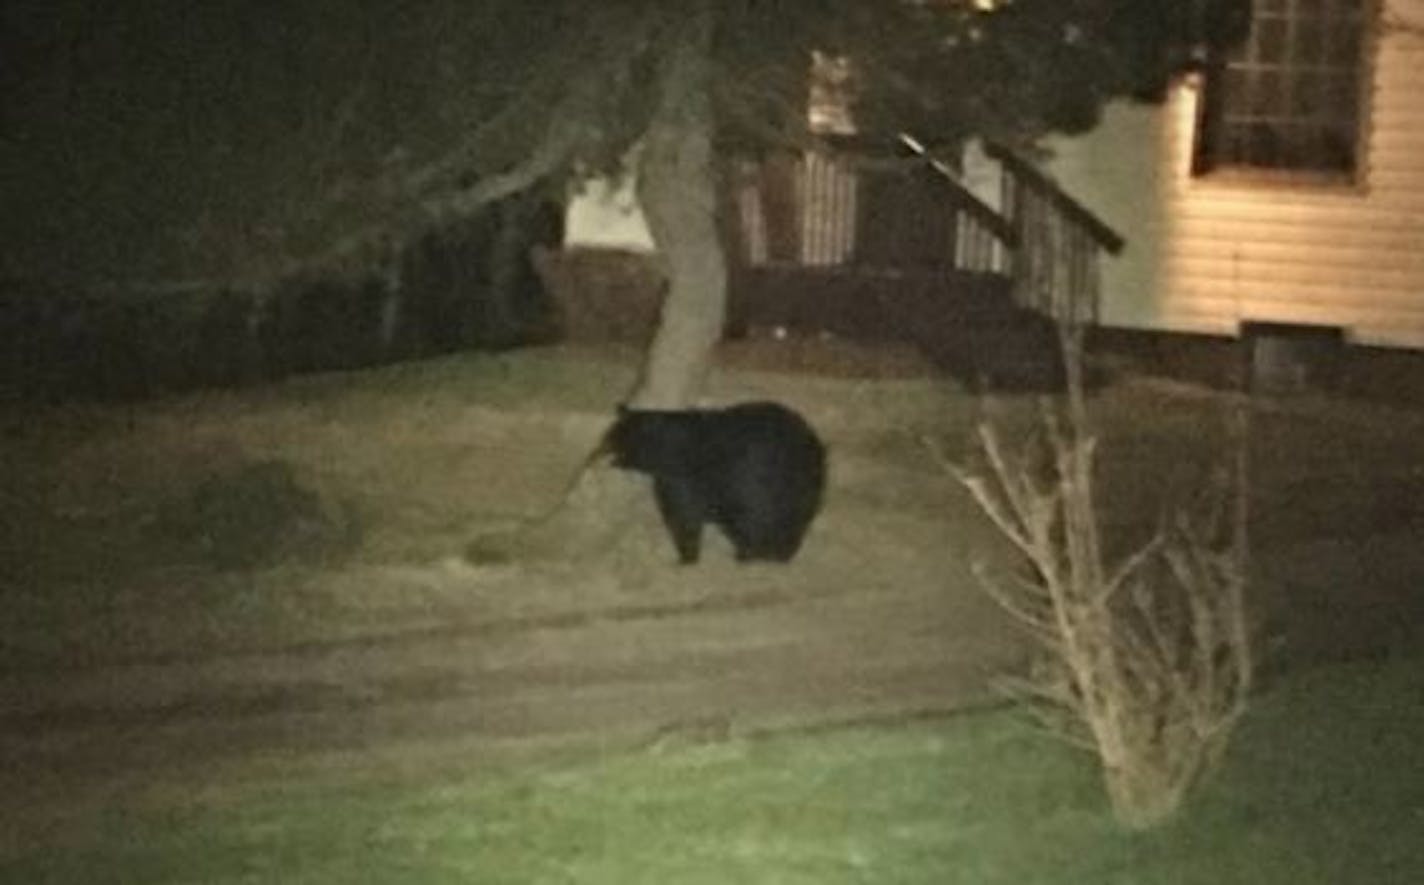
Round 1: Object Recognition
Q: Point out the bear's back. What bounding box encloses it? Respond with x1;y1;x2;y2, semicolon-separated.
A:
704;402;823;465
608;401;824;481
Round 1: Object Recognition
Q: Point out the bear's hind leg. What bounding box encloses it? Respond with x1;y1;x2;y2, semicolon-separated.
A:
653;477;706;564
718;495;809;564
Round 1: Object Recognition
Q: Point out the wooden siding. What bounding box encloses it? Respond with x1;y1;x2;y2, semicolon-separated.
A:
1157;0;1424;347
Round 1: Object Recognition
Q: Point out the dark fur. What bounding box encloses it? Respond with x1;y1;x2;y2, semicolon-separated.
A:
604;401;827;564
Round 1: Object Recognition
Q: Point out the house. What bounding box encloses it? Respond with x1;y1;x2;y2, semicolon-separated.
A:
564;1;1424;382
1041;0;1424;350
564;125;1121;386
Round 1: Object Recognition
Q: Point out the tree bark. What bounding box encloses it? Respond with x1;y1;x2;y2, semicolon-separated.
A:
629;4;726;408
468;3;728;564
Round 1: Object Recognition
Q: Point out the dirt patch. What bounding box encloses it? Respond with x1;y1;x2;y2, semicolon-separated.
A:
154;459;359;571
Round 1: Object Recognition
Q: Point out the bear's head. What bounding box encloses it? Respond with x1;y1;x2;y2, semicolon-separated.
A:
601;405;700;475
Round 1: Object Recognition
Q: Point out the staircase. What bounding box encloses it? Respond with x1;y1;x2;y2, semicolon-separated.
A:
726;136;1123;390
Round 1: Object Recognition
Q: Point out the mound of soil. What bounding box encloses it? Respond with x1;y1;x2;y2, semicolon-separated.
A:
158;460;359;571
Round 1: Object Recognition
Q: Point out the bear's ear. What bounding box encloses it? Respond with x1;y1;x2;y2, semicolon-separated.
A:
591;425;617;462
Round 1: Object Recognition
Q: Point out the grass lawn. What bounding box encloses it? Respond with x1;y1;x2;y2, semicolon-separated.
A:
5;346;1423;883
6;654;1421;885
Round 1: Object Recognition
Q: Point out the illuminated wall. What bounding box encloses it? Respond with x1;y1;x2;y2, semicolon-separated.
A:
1042;102;1169;329
1053;0;1424;347
564;177;655;252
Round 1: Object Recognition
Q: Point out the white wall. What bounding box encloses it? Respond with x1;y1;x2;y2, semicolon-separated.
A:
1042;101;1169;330
563;177;655;252
1053;0;1424;348
1153;9;1424;347
565;5;1424;352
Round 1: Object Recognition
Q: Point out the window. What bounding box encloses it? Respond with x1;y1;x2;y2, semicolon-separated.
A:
808;51;856;136
1194;0;1372;177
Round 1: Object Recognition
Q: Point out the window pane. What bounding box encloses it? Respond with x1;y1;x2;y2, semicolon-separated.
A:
1245;124;1283;167
1257;19;1288;63
1302;124;1356;171
1296;20;1324;65
1195;0;1368;176
1322;125;1356;170
1220;123;1248;163
1322;72;1359;117
1292;72;1322;118
1326;22;1362;67
1224;68;1250;108
1254;70;1286;116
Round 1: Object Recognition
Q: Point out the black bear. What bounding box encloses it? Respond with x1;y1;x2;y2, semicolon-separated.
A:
603;401;827;564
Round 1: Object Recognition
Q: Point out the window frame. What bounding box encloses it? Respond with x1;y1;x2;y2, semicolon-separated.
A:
1191;0;1379;188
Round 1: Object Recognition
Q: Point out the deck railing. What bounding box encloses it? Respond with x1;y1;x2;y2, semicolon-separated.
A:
984;142;1125;327
731;136;1014;276
730;136;1123;327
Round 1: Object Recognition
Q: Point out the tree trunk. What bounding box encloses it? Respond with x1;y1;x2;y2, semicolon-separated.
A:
467;4;727;564
629;4;726;408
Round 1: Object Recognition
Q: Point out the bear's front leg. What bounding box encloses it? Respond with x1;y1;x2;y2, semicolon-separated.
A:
653;477;706;564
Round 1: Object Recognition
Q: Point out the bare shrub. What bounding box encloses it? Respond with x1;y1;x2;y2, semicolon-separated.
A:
953;327;1253;829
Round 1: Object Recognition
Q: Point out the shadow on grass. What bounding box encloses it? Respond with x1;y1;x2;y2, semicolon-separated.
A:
6;654;1422;885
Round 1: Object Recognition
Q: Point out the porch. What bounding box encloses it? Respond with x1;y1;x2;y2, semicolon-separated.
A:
725;137;1125;390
